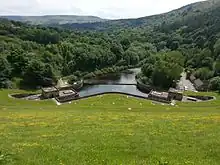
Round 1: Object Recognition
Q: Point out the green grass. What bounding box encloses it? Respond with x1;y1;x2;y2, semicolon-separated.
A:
0;89;220;165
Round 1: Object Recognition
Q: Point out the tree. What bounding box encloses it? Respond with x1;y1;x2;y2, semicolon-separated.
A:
195;67;214;80
7;50;29;76
41;51;63;73
201;57;214;69
170;41;180;50
198;48;213;68
123;50;139;65
152;60;182;88
209;76;220;91
157;41;167;51
23;60;56;87
214;61;220;76
110;43;124;61
24;29;60;44
142;64;154;78
0;57;12;88
143;42;157;54
120;38;131;51
214;39;220;58
195;36;206;48
164;51;185;66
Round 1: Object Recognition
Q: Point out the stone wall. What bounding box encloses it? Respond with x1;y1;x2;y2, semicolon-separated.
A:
136;80;152;93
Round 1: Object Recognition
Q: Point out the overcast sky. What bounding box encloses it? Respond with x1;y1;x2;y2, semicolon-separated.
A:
0;0;204;19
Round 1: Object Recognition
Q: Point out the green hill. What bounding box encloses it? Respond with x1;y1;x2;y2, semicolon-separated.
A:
59;0;220;31
1;1;219;29
0;15;106;25
0;90;220;165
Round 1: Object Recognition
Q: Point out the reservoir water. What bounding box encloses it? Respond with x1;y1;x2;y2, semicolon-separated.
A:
78;68;149;98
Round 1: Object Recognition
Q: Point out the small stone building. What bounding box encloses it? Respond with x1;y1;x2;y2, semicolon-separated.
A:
57;84;73;91
56;89;79;102
41;79;80;102
148;90;170;103
56;79;73;90
190;75;196;83
42;87;59;99
168;88;183;101
194;79;204;91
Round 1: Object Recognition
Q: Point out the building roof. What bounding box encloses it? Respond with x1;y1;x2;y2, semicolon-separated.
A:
59;90;76;97
168;88;183;94
149;91;169;99
194;79;204;87
190;75;196;81
42;87;58;92
56;79;72;89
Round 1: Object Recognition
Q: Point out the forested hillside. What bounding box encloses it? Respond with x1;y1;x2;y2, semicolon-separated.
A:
1;0;220;91
58;0;219;31
0;19;152;88
139;1;220;90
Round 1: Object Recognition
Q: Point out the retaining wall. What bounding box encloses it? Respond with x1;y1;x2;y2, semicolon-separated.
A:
56;91;171;104
136;80;152;93
56;91;149;103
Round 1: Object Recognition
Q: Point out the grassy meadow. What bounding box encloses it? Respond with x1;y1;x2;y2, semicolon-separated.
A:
0;89;220;165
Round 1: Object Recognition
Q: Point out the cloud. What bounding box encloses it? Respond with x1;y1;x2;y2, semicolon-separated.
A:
0;0;203;18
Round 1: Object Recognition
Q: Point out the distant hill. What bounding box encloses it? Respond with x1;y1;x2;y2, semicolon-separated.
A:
0;15;107;25
1;0;219;31
58;0;220;31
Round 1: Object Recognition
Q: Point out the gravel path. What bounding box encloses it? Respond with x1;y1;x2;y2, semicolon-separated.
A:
177;72;197;92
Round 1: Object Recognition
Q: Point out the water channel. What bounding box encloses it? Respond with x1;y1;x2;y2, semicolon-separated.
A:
78;68;149;98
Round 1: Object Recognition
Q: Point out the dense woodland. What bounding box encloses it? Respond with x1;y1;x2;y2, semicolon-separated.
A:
0;0;220;91
0;19;150;88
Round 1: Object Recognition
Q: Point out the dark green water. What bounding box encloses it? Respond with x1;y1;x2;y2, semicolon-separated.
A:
78;68;149;97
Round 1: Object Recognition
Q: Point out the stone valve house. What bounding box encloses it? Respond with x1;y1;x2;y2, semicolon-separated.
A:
148;88;183;103
41;87;59;99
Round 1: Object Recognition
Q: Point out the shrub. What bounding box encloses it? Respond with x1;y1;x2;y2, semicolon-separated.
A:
84;72;96;79
67;75;78;84
195;67;214;80
209;76;220;91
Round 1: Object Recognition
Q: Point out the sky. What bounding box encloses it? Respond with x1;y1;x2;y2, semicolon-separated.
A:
0;0;204;19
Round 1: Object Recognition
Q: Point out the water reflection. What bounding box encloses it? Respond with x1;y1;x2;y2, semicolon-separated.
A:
78;85;148;97
86;68;141;84
78;68;148;97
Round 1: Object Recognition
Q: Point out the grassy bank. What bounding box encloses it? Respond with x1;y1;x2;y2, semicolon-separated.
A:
0;89;220;165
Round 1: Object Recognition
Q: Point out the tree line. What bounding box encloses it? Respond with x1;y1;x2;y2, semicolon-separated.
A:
0;19;151;88
1;2;220;91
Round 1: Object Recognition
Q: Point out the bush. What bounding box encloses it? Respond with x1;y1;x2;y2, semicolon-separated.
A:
94;70;104;76
74;71;83;77
140;76;152;85
67;75;78;84
84;72;96;79
195;67;214;80
209;76;220;91
0;79;13;89
11;77;23;89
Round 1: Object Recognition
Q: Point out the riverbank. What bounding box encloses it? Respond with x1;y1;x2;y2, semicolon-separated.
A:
70;66;137;80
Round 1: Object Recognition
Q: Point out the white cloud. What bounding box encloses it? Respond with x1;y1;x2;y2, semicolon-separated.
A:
0;0;204;19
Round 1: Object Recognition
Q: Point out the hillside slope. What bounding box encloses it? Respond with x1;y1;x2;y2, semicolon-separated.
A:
59;0;219;31
1;90;220;165
1;1;218;30
0;15;106;25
